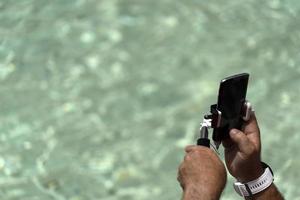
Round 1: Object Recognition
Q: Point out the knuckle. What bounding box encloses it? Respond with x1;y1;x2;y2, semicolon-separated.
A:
178;162;183;170
246;145;254;153
178;163;185;173
177;172;181;182
248;144;257;154
193;147;205;154
184;154;191;161
244;144;258;157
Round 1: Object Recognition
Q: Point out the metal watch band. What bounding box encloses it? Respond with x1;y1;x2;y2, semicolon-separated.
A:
233;167;274;197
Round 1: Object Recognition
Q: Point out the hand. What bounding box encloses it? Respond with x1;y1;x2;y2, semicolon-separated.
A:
178;145;227;200
222;111;264;182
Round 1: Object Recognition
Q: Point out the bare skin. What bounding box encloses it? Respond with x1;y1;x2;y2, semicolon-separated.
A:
178;111;284;200
178;146;226;200
222;112;284;200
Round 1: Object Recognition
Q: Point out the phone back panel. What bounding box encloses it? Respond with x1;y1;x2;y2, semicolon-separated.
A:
212;73;249;142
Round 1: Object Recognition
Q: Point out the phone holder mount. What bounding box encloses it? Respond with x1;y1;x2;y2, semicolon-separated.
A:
197;100;252;149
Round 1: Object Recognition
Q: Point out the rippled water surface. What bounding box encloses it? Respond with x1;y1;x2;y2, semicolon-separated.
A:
1;0;300;199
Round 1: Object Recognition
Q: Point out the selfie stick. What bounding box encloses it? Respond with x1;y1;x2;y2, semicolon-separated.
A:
197;116;212;147
197;103;221;148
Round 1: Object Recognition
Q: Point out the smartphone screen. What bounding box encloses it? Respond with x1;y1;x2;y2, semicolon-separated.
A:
212;73;249;142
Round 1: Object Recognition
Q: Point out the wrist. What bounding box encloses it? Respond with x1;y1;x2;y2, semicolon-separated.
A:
234;166;274;197
183;184;221;200
236;163;264;183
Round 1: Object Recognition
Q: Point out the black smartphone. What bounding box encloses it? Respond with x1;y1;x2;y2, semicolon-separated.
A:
212;73;249;142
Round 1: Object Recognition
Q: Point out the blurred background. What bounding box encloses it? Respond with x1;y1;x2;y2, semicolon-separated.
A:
1;0;300;199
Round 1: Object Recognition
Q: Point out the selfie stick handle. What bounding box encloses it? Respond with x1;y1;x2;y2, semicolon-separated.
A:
197;138;210;147
197;125;210;147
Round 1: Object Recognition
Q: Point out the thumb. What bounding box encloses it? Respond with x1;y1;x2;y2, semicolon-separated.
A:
229;129;253;154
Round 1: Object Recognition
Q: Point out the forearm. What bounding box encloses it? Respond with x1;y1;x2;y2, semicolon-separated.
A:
182;186;222;200
245;184;284;200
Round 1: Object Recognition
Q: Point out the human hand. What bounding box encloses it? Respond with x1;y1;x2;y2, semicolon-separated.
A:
222;111;264;182
178;145;226;200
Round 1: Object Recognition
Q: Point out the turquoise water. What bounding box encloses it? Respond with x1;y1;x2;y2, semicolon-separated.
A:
1;0;300;199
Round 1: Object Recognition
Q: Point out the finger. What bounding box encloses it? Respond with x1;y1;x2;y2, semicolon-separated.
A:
177;164;182;180
229;129;253;154
222;137;234;149
185;145;211;154
177;164;184;189
184;153;192;161
243;111;260;136
177;173;183;186
185;145;197;153
242;111;261;149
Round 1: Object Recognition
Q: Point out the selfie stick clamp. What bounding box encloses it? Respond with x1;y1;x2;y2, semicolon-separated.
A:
196;104;221;147
197;100;252;148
